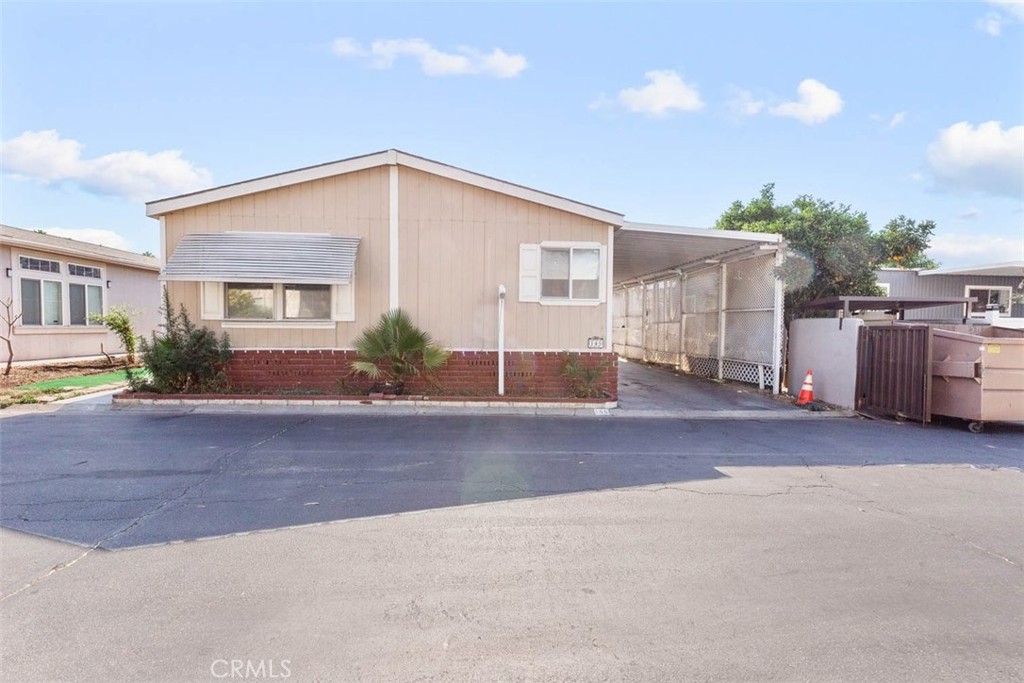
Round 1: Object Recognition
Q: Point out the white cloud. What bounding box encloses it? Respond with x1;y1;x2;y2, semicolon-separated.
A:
977;0;1024;35
927;233;1024;264
42;228;135;251
332;37;527;78
957;207;982;220
769;79;844;125
330;37;365;57
612;70;704;117
726;87;765;118
1;130;212;202
870;111;907;128
926;121;1024;198
977;12;1005;35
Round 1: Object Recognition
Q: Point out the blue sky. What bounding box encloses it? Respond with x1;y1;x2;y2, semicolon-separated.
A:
2;1;1022;267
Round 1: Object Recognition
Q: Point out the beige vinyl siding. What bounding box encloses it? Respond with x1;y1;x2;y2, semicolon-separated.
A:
398;167;608;350
163;167;389;348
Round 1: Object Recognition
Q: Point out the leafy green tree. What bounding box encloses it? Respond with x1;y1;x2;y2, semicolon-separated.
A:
351;308;450;393
876;215;939;269
717;184;882;320
717;184;939;322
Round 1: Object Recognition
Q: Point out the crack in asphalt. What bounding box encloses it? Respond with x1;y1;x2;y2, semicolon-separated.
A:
799;458;1021;571
0;416;315;603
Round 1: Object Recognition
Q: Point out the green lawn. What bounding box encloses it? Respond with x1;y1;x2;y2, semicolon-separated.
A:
18;369;148;391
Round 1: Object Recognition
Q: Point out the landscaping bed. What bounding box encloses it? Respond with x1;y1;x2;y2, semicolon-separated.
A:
0;357;141;408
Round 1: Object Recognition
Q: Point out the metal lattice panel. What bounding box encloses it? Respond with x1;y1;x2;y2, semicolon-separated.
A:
684;266;719;314
724;310;774;364
726;255;775;310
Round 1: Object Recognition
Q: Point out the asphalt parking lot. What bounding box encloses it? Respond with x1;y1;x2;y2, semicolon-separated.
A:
2;406;1020;550
2;374;1022;682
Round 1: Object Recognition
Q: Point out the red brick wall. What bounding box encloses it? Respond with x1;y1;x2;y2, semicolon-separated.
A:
226;350;617;399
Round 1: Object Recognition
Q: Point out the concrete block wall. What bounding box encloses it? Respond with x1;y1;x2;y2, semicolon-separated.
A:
226;350;618;398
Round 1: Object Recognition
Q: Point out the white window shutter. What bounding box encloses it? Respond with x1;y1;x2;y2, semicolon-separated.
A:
201;282;223;320
519;244;541;302
333;283;355;322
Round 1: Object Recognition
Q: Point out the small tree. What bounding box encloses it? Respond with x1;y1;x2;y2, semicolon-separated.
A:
350;308;450;394
91;305;140;364
876;215;939;269
135;290;232;393
0;298;23;377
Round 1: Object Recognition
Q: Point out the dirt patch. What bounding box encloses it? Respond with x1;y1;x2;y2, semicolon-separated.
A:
0;357;132;407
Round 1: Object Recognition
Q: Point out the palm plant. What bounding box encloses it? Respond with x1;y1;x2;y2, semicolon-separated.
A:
350;308;450;394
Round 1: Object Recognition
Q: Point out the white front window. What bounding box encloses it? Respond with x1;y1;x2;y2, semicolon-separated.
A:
69;283;104;325
15;254;105;327
519;242;607;305
202;281;354;324
965;286;1012;317
20;279;63;326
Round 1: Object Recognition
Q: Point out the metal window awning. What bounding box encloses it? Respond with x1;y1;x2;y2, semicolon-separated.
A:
161;232;361;284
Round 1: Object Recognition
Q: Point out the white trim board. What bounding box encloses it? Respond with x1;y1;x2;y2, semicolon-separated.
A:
146;150;625;226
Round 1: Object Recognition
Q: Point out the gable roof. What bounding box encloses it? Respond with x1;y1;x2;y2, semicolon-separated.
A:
0;224;160;271
145;149;625;226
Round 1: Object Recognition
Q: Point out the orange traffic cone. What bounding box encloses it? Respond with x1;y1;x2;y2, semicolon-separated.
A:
796;370;814;406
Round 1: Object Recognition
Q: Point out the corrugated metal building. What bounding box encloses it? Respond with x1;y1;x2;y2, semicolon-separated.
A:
876;263;1024;320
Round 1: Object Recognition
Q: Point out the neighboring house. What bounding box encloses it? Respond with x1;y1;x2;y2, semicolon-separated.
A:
0;225;161;362
876;262;1024;321
147;150;625;397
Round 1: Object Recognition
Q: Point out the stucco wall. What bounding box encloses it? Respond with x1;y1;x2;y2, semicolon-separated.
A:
788;317;863;409
2;243;160;362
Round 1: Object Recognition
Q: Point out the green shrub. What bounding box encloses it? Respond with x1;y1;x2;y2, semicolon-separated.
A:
562;352;610;399
350;308;450;394
91;305;139;364
133;290;232;393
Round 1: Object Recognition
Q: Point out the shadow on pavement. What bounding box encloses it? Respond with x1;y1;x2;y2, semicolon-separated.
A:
1;410;1021;550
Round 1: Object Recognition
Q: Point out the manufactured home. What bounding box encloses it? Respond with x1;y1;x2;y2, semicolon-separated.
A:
148;150;624;397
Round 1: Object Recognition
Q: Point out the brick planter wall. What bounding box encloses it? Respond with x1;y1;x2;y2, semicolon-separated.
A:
226;350;617;399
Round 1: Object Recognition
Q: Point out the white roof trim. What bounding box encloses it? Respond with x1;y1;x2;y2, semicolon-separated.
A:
621;221;782;243
161;232;360;284
919;261;1024;277
146;149;625;226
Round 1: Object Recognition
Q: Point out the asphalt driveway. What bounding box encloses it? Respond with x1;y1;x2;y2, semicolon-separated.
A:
616;359;793;413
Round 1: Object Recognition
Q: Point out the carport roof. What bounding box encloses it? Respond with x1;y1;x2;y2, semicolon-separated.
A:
613;222;782;284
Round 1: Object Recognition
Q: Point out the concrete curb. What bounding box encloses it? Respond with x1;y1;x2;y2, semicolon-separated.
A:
105;400;855;420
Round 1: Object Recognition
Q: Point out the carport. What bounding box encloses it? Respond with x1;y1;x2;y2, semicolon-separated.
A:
613;222;785;393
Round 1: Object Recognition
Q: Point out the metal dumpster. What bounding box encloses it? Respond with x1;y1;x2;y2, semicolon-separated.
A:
930;327;1024;432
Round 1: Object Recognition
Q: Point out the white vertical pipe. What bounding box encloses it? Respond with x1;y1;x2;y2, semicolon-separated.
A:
718;262;727;380
772;248;785;394
497;284;506;396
